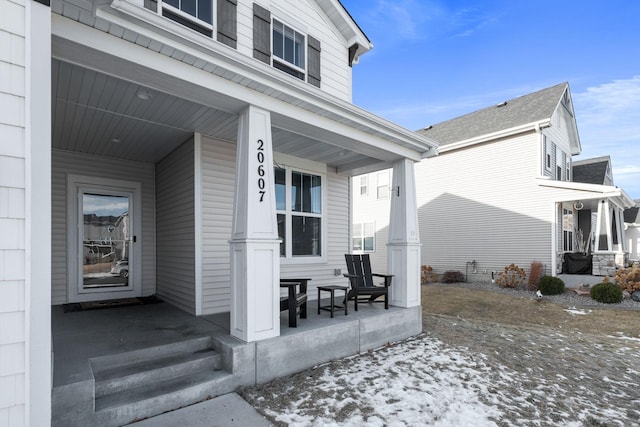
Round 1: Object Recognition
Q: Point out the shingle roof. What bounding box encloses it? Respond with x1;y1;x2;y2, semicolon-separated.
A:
417;82;568;145
572;156;610;185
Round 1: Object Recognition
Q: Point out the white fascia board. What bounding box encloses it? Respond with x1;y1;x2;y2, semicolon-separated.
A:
536;178;635;208
436;119;551;154
316;0;372;52
84;3;431;156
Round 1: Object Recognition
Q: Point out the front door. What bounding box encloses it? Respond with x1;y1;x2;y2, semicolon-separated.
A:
81;192;132;291
67;175;142;302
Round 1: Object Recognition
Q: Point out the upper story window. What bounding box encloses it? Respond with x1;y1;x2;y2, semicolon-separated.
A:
163;0;212;26
150;0;237;48
276;167;324;260
377;171;390;199
359;176;368;196
253;4;322;88
273;19;305;73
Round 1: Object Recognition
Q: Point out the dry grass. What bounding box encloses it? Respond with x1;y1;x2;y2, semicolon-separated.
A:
423;284;640;338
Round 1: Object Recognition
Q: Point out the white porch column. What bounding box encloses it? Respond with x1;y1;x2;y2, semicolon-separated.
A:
387;159;421;308
230;105;280;342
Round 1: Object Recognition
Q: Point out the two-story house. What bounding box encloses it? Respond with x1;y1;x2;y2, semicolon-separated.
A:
1;0;438;425
353;82;633;282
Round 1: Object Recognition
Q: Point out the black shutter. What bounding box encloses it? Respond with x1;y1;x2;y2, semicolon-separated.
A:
217;0;237;48
307;35;321;88
253;3;271;64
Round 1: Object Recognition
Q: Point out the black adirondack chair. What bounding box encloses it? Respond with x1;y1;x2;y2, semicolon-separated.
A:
279;279;309;327
343;254;392;311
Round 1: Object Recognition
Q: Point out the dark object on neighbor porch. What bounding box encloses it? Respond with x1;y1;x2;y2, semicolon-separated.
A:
317;285;348;318
279;279;309;327
61;295;162;313
562;253;593;274
344;254;392;311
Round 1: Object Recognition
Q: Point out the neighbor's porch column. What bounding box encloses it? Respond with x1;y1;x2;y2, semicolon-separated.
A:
230;105;280;342
387;159;421;308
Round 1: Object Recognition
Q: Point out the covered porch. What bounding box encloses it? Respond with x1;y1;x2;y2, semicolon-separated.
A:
541;180;635;276
48;1;437;425
51;297;421;426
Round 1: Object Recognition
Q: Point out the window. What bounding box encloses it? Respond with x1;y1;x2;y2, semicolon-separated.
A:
253;5;321;87
273;19;305;70
543;136;553;173
563;207;574;252
163;0;213;30
275;167;323;259
377;171;390;199
566;156;571;182
352;222;375;252
359;176;368;196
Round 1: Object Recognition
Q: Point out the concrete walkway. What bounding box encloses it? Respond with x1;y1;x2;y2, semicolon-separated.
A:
131;393;273;426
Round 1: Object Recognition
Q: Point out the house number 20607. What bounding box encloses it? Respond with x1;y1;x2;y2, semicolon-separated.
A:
257;139;266;202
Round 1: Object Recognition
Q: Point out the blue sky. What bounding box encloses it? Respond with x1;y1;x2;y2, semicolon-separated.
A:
340;0;640;199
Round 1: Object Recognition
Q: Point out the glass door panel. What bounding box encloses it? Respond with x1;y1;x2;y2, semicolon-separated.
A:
82;193;131;289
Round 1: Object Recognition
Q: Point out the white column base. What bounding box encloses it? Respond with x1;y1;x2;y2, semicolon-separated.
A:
230;238;280;342
388;242;421;308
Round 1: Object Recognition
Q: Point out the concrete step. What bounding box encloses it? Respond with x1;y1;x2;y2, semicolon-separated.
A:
95;370;232;421
90;336;232;425
94;347;221;397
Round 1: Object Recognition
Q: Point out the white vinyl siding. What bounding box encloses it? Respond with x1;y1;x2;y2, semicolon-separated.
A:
199;138;352;314
416;133;555;277
280;171;351;299
200;136;235;314
156;140;196;314
51;149;156;304
351;172;391;271
0;0;27;421
235;0;352;101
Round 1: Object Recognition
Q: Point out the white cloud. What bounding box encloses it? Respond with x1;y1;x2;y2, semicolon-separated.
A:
573;76;640;198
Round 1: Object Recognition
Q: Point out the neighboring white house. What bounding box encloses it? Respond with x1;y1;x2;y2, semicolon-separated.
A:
624;202;640;263
1;0;438;424
353;82;634;282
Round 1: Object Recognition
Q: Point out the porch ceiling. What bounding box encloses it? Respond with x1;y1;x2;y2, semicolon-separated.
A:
52;59;384;172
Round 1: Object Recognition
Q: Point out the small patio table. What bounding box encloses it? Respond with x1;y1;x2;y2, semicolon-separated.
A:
317;285;348;318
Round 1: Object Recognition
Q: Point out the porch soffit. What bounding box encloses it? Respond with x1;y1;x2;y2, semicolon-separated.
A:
50;3;435;171
537;178;635;209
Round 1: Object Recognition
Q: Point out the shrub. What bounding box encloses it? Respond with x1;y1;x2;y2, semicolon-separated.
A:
527;261;544;291
538;276;565;295
495;264;526;289
590;282;623;304
421;265;439;284
441;270;464;283
614;266;640;293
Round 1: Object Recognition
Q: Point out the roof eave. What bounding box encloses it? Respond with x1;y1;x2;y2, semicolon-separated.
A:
436;119;551;153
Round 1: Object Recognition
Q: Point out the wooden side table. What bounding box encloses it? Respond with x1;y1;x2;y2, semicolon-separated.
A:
317;285;348;318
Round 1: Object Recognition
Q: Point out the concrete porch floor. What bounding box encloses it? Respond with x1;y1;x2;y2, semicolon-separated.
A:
52;297;421;425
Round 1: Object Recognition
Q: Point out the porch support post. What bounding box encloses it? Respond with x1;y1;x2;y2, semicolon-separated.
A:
230;105;280;342
387;159;421;308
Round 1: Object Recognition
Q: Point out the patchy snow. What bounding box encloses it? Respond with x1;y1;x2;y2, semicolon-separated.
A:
263;337;504;426
564;307;591;315
245;328;640;427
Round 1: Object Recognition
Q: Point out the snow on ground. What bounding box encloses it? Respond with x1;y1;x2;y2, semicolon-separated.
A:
260;336;504;426
244;326;640;426
564;307;591;315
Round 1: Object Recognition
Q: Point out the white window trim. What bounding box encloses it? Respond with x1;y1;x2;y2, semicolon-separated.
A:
271;16;307;74
353;221;375;253
359;175;368;197
158;0;216;31
544;137;553;172
376;170;390;200
274;153;327;264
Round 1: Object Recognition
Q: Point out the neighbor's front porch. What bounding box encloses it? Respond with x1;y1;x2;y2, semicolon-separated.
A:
51;298;421;427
